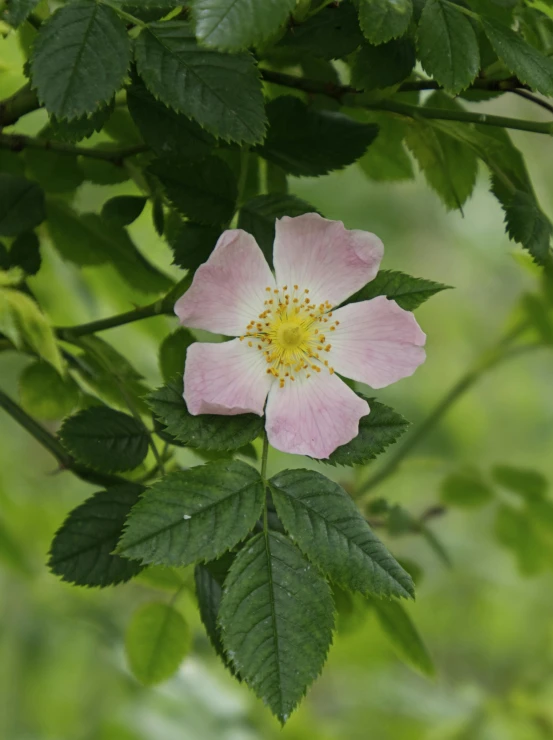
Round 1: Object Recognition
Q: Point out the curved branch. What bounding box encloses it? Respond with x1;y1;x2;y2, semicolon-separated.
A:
0;132;147;165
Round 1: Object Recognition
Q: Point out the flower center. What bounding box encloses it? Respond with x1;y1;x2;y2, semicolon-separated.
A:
240;285;339;388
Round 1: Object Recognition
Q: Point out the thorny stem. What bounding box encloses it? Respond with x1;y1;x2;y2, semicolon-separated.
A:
0;132;148;165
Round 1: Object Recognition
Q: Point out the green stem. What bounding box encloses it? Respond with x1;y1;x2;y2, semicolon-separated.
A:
56;298;171;341
99;0;146;26
0;132;148;165
261;431;270;531
0;84;40;127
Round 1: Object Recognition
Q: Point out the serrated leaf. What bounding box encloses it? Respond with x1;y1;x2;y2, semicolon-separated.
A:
30;0;130;120
134;21;267;144
370;597;434;676
358;0;413;44
492;464;548;501
219;531;334;723
358;114;414;182
504;190;552;264
194;0;295;51
352;38;416;90
417;0;479;94
59;407;149;473
482;16;553;96
6;232;41;276
49;104;114;143
148;379;264;451
269;469;414;599
4;0;40;27
150;156;237;225
258;96;378;176
118;460;264;566
101;196;147;228
168;222;221;271
325;397;410;467
19;360;79;420
195;558;237;672
238;194;318;265
346;269;450;310
159;328;195;383
440;469;494;508
125;602;191;685
0;174;45;237
49;485;144;587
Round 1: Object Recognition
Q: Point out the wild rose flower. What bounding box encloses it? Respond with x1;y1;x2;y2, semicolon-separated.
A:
175;214;426;458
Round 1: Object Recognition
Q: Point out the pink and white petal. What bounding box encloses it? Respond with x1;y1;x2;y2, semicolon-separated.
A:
175;230;275;336
273;213;383;307
184;339;273;416
265;371;370;459
329;297;426;389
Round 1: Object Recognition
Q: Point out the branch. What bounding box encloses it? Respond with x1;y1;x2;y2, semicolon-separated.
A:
510;88;553;116
0;83;40;128
0;132;147;165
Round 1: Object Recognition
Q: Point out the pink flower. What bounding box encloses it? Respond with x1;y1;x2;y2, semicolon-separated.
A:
175;214;426;459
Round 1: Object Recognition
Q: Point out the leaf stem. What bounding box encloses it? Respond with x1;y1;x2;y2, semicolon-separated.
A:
0;132;148;165
260;431;269;482
56;298;172;341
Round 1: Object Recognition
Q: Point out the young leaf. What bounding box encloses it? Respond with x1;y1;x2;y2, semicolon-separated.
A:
125;603;191;686
352;38;416;90
326;398;410;467
491;465;548;501
0;174;45;237
345;269;450;310
495;504;547;575
219;531;335;723
48;485;144;587
30;0;130;119
168;222;221;271
258;96;378;176
148;379;264;451
59;407;149;473
19;360;79;420
118;460;265;566
416;0;480;94
101;196;147;228
194;0;296;51
150;156;237;225
358;0;413;45
134;21;267;144
158;328;195;383
269;469;415;599
440;469;494;508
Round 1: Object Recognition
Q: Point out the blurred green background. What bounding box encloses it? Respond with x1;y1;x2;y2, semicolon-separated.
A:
2;29;553;740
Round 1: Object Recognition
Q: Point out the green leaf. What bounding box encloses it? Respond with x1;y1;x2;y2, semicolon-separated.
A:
59;407;149;473
194;0;295;51
150;156;237;225
258;96;378;176
195;558;237;672
269;469;415;599
49;104;114;143
101;196;147;228
125;602;191;686
492;464;548;501
127;80;216;160
135;565;188;592
168;222;221;271
49;485;144;587
118;460;264;566
6;231;41;276
219;531;335;723
345;269;450;310
504;190;552;265
495;503;547;575
159;328;195;384
134;21;267;144
370;597;435;676
238;194;318;265
4;0;40;27
148;379;264;451
0;174;45;236
358;114;414;182
358;0;413;45
521;293;553;344
482;17;553;97
24;147;85;194
326;398;410;467
440;469;494;508
416;0;480;94
19;360;79;420
30;0;130;119
352;38;416;90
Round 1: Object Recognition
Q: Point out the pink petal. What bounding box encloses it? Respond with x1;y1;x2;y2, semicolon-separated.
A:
329;297;426;389
184;339;273;416
175;230;275;336
273;213;383;307
265;372;370;458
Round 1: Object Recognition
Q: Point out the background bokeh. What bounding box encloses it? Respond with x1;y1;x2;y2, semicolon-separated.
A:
2;29;553;740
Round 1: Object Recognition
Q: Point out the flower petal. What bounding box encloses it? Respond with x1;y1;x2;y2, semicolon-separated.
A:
175;230;275;336
273;213;383;307
329;297;426;389
184;339;273;416
265;372;370;458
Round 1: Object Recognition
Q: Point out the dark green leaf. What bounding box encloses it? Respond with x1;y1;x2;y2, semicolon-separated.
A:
59;407;149;473
358;0;413;45
118;460;264;565
492;464;548;501
134;21;267;144
0;174;45;237
24;147;85;194
8;231;41;275
219;531;335;723
440;469;494;508
148;379;264;451
4;0;40;27
30;0;130;119
270;469;414;599
352;38;416;90
159;328;195;383
195;560;237;672
504;190;552;265
101;196;147;228
345;269;450;310
358;114;414;182
49;485;144;587
258;96;378;176
49;104;114;143
19;360;79;420
168;222;221;271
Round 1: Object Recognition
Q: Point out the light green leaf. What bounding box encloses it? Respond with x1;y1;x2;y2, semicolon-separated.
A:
492;464;548;501
440;469;494;508
495;503;548;575
125;603;191;686
345;269;450;310
358;0;413;45
158;328;195;384
0;174;45;237
134;21;267;144
358;114;414;182
270;469;414;599
521;293;553;344
219;531;335;723
30;0;130;119
118;460;264;565
19;360;79;420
